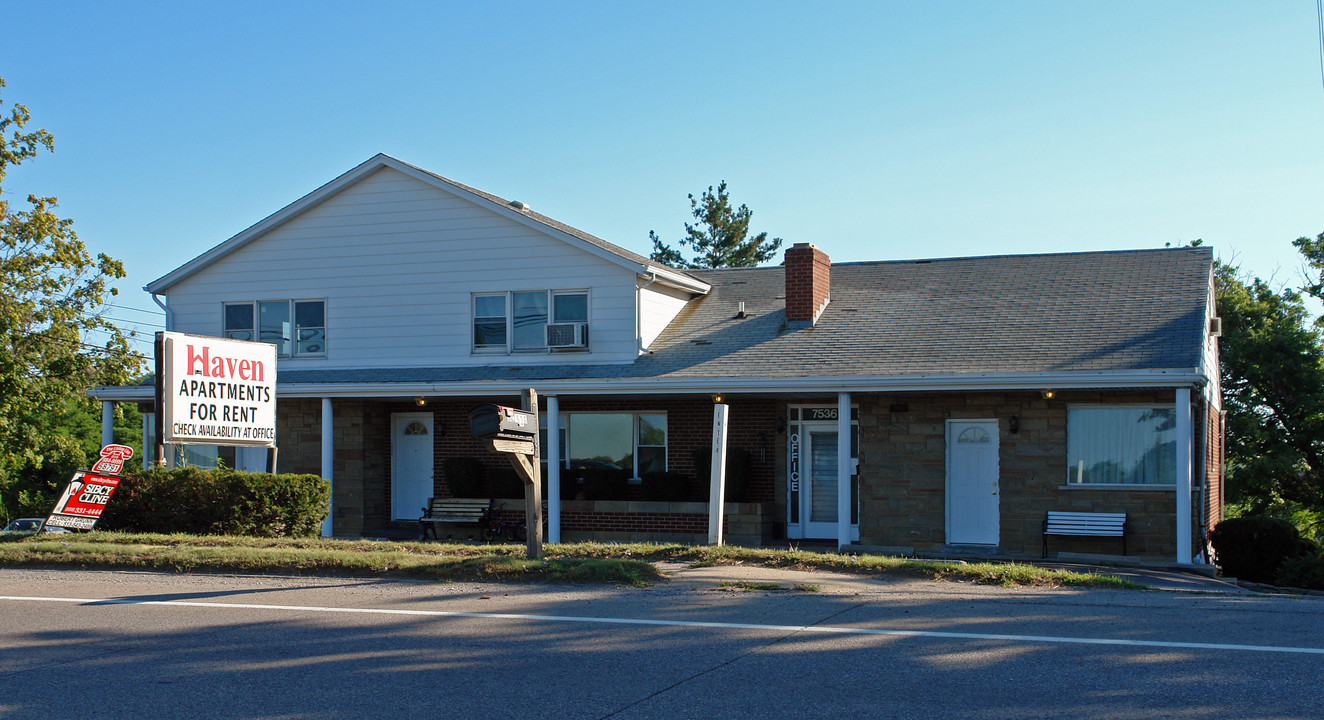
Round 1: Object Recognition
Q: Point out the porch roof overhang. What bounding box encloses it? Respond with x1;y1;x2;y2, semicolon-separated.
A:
92;368;1205;403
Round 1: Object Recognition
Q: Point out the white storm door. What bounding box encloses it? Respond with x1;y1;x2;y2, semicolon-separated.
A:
802;429;840;538
391;413;434;521
946;420;1000;546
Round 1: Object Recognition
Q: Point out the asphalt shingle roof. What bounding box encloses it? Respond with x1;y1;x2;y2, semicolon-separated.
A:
277;247;1212;388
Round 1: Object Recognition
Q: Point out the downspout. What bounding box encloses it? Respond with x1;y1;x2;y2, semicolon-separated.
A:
152;293;173;331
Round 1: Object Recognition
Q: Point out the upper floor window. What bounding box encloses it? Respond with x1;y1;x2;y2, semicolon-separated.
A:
224;300;326;357
473;290;588;353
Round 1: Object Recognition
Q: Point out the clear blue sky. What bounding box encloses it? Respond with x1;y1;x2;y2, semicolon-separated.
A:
3;1;1322;355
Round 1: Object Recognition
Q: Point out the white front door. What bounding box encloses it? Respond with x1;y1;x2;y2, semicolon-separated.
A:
946;420;1000;546
391;413;434;521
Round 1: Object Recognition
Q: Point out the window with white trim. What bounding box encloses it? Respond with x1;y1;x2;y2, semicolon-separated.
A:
472;290;588;353
538;412;665;477
1066;406;1175;486
224;300;325;357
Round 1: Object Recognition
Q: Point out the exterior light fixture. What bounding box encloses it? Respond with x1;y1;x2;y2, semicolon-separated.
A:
711;393;724;403
415;397;427;407
1008;415;1020;434
1041;389;1055;400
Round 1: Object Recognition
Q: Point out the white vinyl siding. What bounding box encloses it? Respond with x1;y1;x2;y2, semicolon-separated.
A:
639;283;691;351
164;167;641;367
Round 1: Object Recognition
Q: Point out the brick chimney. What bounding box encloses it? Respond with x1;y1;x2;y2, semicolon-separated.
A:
784;242;830;328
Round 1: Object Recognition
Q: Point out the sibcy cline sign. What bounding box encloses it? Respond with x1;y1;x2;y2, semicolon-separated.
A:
159;331;277;447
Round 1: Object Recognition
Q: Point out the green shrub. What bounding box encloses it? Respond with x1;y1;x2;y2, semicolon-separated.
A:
691;447;750;502
1209;515;1314;583
489;467;525;499
442;457;485;497
99;466;329;537
1275;553;1324;591
641;471;689;501
580;467;629;500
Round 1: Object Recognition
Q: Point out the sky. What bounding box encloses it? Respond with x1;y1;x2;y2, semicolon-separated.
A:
3;1;1323;357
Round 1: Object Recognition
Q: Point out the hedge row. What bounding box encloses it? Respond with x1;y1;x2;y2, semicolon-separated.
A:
1209;515;1324;590
99;466;329;537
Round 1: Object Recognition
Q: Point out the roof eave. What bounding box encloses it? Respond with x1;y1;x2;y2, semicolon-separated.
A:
270;368;1207;399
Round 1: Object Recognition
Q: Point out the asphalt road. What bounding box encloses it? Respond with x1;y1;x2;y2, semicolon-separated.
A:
1;567;1321;719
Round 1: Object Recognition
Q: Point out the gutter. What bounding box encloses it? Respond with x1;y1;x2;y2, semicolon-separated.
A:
270;368;1209;399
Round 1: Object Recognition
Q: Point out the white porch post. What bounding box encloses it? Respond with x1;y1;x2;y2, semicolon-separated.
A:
547;395;561;544
837;392;852;551
1176;388;1193;565
321;397;334;538
708;402;730;545
101;401;115;447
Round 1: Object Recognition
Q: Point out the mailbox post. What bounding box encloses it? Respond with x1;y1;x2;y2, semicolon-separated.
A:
469;389;543;559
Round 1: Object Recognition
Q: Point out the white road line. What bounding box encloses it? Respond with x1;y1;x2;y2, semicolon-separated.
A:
3;594;1322;656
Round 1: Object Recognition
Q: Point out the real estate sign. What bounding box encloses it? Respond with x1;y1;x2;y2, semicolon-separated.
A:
45;444;134;531
160;331;277;447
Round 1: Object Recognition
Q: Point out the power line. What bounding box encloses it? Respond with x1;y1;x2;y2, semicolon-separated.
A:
1318;0;1324;100
104;303;165;317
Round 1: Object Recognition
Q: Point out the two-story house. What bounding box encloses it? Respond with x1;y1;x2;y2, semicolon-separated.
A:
94;154;1223;563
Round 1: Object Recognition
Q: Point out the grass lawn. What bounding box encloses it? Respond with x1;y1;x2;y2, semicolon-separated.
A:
0;532;1144;590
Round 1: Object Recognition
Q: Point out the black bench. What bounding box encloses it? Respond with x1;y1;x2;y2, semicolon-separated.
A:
1042;511;1127;558
419;498;488;540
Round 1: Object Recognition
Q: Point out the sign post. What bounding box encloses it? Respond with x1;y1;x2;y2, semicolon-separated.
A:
708;402;729;546
468;389;544;560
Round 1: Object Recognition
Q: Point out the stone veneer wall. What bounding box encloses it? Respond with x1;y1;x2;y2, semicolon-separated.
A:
854;390;1206;558
272;399;388;537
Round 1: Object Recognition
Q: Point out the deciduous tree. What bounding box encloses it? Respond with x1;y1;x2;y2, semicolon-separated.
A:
1216;250;1324;516
0;77;141;519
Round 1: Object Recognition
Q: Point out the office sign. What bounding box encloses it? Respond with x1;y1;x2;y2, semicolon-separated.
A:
160;331;277;447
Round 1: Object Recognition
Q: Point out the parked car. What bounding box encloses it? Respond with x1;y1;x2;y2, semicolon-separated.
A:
1;518;70;535
2;518;45;534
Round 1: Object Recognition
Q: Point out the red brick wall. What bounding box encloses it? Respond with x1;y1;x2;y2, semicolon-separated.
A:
784;243;830;324
1203;399;1224;536
371;396;778;531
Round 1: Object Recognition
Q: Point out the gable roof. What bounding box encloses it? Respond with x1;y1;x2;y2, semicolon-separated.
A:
145;154;708;295
267;246;1214;396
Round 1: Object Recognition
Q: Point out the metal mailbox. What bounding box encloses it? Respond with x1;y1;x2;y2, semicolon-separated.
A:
469;404;537;442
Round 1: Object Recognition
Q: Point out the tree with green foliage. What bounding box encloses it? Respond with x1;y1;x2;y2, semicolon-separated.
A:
1216;240;1324;524
648;181;782;269
0;77;142;520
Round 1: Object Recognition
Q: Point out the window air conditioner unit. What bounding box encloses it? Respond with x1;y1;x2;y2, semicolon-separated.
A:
547;322;588;348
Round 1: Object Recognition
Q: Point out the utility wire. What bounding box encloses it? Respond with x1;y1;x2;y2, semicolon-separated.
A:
104;303;165;317
1318;0;1324;100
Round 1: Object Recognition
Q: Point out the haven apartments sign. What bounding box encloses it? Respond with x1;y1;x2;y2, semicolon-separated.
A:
158;331;277;447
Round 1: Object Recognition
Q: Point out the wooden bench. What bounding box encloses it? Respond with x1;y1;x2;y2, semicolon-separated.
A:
419;498;489;540
1042;511;1127;558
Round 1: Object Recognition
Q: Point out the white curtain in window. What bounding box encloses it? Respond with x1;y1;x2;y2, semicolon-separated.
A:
1067;407;1176;485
